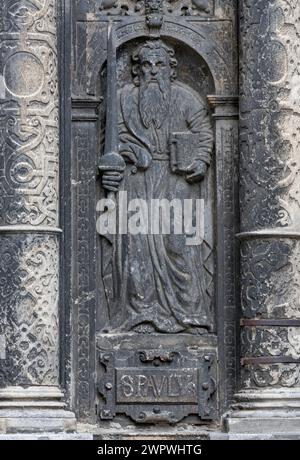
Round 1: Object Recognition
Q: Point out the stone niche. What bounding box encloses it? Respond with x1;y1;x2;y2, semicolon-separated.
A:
96;32;218;424
70;0;238;428
0;0;238;437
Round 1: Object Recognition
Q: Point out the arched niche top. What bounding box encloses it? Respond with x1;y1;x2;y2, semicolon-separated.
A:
86;18;234;97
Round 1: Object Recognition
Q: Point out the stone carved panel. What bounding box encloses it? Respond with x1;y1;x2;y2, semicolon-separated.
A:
72;0;238;421
97;335;217;423
239;0;300;397
99;37;215;334
224;320;237;404
215;121;239;408
75;0;237;19
75;17;235;98
241;326;300;358
241;364;300;389
84;0;214;17
72;123;97;421
240;239;300;319
0;0;59;227
0;233;59;387
0;1;60;390
240;0;300;232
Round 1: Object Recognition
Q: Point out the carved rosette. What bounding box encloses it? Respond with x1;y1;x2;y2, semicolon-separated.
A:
239;1;300;392
0;1;60;387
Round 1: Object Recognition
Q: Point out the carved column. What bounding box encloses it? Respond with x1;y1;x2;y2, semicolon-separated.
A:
227;1;300;435
0;1;75;433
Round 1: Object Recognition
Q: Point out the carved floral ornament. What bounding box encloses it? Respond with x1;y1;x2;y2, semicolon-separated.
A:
97;0;213;16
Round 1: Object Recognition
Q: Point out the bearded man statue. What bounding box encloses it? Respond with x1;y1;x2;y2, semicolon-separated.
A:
100;39;214;334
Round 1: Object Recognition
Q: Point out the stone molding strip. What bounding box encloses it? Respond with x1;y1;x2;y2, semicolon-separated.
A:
0;226;62;234
71;98;102;121
207;95;239;106
207;95;239;118
241;357;300;365
240;319;300;327
237;230;300;239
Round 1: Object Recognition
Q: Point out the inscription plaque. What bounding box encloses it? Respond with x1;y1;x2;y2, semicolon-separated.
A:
116;368;198;403
97;335;217;423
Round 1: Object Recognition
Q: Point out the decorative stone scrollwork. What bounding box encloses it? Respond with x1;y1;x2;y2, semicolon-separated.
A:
0;0;59;227
241;364;300;389
240;0;300;232
0;234;59;387
239;0;300;392
0;0;60;390
240;239;300;320
241;327;300;359
94;0;214;16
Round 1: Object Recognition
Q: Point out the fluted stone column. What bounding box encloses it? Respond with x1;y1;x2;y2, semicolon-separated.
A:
227;0;300;435
0;1;75;433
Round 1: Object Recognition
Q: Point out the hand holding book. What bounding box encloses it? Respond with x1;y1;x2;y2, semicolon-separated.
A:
170;132;208;183
186;160;208;184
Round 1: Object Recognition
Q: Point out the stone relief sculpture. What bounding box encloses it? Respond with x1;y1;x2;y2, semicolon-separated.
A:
72;0;235;423
97;0;213;16
99;38;214;333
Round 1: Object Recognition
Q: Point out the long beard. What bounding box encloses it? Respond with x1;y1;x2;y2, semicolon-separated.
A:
139;79;171;129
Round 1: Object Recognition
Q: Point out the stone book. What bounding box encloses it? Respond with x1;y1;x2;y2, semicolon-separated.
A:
169;132;201;173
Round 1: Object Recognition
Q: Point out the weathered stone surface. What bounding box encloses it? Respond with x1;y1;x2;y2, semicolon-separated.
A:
0;0;59;226
241;326;300;359
6;0;300;438
0;433;93;440
0;409;76;434
240;239;300;320
227;0;300;435
0;386;76;433
97;334;217;424
0;0;77;434
99;38;214;334
227;416;300;435
71;0;238;425
240;0;300;232
238;0;300;389
76;0;234;18
0;1;60;389
0;234;59;387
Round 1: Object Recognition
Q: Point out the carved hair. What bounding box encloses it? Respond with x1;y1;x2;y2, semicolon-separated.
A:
132;40;178;85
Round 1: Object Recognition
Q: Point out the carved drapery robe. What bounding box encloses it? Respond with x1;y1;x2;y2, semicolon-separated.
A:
104;82;214;333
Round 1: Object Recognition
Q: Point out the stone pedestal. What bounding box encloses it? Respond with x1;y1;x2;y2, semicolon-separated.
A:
0;1;75;433
227;0;300;435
